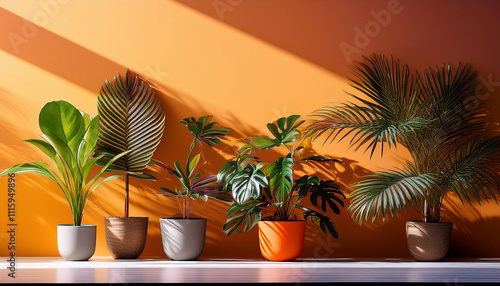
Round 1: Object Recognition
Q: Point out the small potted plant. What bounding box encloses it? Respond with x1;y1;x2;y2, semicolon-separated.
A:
218;115;345;261
96;70;166;259
0;101;126;261
307;54;500;261
153;115;231;260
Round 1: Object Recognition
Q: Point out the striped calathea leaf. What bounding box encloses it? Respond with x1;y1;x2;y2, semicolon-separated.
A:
96;69;166;217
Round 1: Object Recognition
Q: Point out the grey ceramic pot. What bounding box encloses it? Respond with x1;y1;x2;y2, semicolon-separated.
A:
57;224;96;261
160;217;207;260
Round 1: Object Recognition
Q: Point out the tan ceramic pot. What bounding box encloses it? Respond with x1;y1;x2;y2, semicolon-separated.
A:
406;221;453;261
104;217;148;259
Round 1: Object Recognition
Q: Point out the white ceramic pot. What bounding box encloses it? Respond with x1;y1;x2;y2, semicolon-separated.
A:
160;218;206;260
57;224;96;261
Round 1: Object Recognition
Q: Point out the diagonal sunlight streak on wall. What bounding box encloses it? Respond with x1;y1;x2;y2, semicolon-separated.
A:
0;1;355;129
0;8;126;94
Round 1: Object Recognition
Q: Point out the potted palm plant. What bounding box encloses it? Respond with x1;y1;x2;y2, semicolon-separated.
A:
0;101;126;261
307;54;500;261
153;115;231;260
96;70;166;259
218;115;345;261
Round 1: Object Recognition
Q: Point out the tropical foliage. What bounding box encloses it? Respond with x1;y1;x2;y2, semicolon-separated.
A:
0;101;126;226
218;115;345;237
96;69;166;217
307;54;500;224
154;115;231;219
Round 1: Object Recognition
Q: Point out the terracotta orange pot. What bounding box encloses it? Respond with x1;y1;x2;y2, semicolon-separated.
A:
258;220;306;261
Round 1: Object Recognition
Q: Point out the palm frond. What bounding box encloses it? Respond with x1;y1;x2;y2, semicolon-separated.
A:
418;63;485;150
348;167;440;224
443;136;500;205
308;54;430;157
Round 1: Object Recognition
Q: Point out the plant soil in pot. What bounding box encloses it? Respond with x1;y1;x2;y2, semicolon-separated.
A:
57;224;96;261
104;217;148;259
406;221;453;261
258;221;306;261
160;218;207;260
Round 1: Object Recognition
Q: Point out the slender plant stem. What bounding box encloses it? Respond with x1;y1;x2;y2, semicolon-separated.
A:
184;194;189;219
423;200;428;222
125;173;129;218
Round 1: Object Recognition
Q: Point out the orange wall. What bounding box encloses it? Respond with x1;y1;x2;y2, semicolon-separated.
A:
1;0;500;259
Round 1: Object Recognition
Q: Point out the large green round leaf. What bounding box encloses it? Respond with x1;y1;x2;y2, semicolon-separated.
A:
39;101;85;155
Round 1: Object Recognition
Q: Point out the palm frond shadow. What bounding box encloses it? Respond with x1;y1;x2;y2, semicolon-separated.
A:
442;196;500;257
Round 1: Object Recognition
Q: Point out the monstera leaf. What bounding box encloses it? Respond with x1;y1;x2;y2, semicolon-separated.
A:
265;154;294;202
96;70;166;173
251;115;305;150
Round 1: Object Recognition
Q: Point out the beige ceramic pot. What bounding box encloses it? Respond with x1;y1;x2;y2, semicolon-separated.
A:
104;217;148;259
406;221;453;261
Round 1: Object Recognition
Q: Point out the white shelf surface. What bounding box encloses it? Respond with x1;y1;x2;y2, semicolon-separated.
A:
2;257;500;283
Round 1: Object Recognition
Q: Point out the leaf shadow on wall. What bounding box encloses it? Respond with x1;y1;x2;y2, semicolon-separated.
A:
443;197;500;258
174;0;373;78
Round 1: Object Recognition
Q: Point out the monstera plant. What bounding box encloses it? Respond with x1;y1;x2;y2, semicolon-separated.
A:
153;115;231;260
307;54;500;261
218;115;345;261
96;69;166;259
0;101;126;260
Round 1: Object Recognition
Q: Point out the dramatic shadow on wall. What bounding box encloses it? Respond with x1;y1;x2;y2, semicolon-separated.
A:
175;0;500;76
175;0;500;126
0;8;125;93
